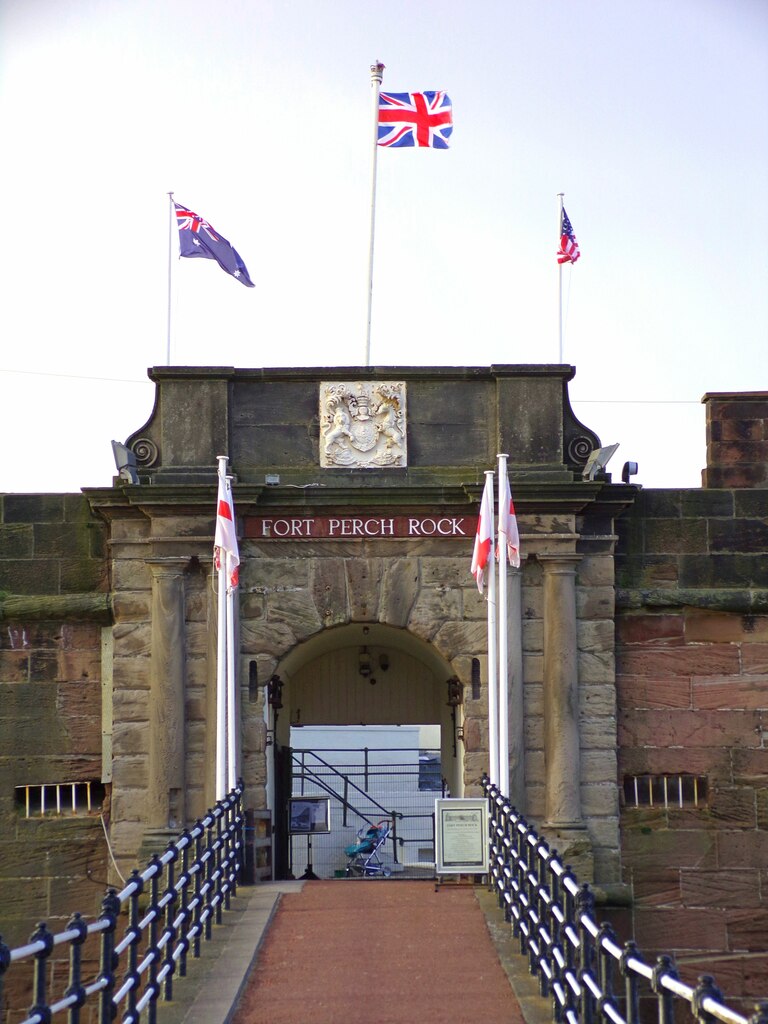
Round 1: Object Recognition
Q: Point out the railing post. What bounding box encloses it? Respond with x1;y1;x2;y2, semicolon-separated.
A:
123;869;144;1023
177;831;192;978
215;811;224;923
29;921;54;1024
193;822;204;955
652;954;677;1024
576;884;596;1024
749;1001;768;1024
162;842;179;1004
692;974;723;1024
146;855;161;1024
65;911;88;1024
97;888;121;1024
597;922;617;1023
621;941;642;1024
0;933;10;1022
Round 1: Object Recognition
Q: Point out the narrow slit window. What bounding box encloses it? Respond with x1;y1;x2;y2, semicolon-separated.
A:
623;774;707;809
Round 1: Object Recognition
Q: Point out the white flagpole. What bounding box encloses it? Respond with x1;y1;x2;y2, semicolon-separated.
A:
557;192;564;363
485;469;499;788
497;454;510;795
215;456;229;799
167;191;175;366
365;61;385;367
225;477;238;792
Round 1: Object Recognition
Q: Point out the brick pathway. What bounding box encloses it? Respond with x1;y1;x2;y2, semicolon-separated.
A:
232;880;527;1024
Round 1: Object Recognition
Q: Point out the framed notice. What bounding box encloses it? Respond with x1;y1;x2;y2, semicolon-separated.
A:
289;797;331;835
435;798;489;875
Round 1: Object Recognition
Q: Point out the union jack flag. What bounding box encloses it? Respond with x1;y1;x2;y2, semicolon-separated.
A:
378;91;453;149
557;208;581;264
174;202;254;287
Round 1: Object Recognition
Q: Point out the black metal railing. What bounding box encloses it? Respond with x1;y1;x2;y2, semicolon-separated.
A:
483;778;767;1024
0;783;244;1024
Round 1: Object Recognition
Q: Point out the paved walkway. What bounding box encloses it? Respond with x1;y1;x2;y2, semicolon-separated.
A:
156;880;552;1024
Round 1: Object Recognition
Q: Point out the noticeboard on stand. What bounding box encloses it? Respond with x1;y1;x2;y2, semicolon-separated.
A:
434;798;489;876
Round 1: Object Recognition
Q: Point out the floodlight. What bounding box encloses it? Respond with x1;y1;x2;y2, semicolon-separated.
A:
582;443;620;481
111;440;139;485
622;461;639;483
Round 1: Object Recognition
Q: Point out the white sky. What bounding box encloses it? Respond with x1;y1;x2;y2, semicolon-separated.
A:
1;0;766;493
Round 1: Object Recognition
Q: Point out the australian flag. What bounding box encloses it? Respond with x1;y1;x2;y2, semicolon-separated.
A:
378;91;453;148
174;203;254;287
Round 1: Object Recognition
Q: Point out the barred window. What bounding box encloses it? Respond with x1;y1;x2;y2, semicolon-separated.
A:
623;774;707;809
15;781;106;818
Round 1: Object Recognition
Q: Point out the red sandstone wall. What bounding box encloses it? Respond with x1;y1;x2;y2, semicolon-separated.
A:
615;475;768;1005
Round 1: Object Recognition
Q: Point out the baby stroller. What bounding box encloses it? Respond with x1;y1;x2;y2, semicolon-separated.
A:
344;820;392;877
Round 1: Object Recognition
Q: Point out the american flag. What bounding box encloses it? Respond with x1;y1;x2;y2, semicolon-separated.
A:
378;91;453;148
558;208;581;264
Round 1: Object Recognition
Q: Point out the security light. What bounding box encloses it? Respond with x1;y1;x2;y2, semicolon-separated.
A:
111;441;139;484
582;443;619;481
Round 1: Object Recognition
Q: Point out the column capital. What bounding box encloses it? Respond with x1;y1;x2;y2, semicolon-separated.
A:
538;553;583;572
145;556;193;578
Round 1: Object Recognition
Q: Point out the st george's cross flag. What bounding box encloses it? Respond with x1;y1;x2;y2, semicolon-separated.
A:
557;207;581;264
378;91;453;148
497;471;521;568
214;476;240;589
175;203;255;287
471;474;495;593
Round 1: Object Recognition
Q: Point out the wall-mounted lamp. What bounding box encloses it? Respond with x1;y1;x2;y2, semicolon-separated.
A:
446;677;464;708
267;675;283;710
265;674;283;748
359;647;376;685
622;461;639;483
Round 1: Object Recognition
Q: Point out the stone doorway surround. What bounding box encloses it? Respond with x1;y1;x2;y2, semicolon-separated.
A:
86;364;637;886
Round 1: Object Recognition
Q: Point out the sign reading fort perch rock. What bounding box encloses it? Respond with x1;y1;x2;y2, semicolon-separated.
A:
245;514;475;540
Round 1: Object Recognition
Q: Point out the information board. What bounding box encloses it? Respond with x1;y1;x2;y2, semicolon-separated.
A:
288;797;331;835
434;798;489;875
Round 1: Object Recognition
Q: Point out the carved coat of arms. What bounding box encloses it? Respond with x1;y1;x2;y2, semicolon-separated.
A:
319;382;407;468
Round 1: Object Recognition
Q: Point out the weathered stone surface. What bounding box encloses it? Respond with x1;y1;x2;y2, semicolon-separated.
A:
620;708;759;749
432;620;488;661
240;620;297;658
680;869;760;908
378;557;420;627
617;613;684;645
618;645;741;677
407;591;461;641
616;676;692;710
692;676;768;710
267;589;323;639
577;649;614;683
311;558;348;627
344;558;383;620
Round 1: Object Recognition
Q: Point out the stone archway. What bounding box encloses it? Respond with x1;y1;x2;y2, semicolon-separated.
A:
265;623;465;807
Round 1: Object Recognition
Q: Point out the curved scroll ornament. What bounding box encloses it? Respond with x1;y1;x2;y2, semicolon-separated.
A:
131;437;159;468
562;384;601;474
319;382;407;468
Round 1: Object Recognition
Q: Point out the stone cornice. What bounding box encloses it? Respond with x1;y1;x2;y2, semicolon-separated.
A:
86;480;638;520
0;592;112;622
616;587;768;613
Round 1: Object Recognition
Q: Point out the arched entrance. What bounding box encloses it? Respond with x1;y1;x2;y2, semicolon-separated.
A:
266;623;464;878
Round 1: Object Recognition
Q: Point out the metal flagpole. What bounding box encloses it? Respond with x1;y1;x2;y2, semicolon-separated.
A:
225;476;238;792
485;469;499;788
365;61;385;367
167;192;175;365
557;192;564;363
215;456;229;799
497;453;509;795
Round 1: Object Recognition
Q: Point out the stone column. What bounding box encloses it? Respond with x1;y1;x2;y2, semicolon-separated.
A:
507;565;526;812
143;557;189;852
540;554;584;829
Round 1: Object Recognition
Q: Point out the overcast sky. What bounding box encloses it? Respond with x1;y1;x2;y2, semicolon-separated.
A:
1;0;766;493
